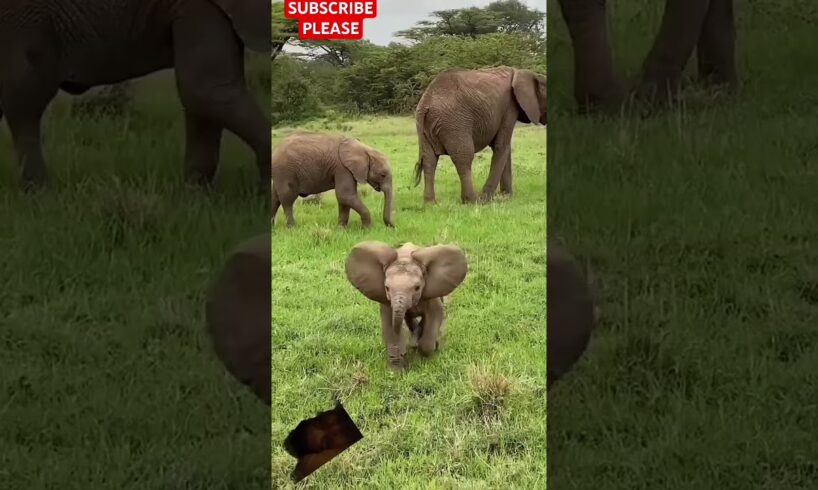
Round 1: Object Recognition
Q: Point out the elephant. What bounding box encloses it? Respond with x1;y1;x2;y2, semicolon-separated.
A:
414;66;546;204
205;233;270;404
547;242;597;389
345;241;468;371
271;132;395;229
556;0;737;112
283;401;363;482
0;0;270;190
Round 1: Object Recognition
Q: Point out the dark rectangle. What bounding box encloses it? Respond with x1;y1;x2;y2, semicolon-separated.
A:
547;0;818;487
1;1;272;487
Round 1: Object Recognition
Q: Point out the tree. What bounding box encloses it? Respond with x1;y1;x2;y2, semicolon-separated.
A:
291;40;379;67
395;1;544;43
272;1;298;61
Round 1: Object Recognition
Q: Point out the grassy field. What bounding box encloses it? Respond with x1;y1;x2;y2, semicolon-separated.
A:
547;0;818;488
271;117;547;487
0;69;269;487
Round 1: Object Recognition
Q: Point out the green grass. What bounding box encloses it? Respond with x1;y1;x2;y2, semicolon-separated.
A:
1;68;269;487
271;117;547;487
547;0;818;488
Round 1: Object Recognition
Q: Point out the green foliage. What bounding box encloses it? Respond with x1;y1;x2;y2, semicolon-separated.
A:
270;0;545;124
271;56;325;124
396;0;544;42
271;1;298;61
272;33;545;122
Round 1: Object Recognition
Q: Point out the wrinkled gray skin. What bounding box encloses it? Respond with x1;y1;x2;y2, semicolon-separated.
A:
547;242;597;389
414;66;546;204
205;233;271;405
0;0;271;190
557;0;736;112
345;241;468;371
271;132;395;229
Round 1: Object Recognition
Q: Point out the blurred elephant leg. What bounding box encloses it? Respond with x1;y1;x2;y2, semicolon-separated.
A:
696;0;737;89
1;69;58;189
272;187;281;226
500;155;513;195
274;186;297;227
172;4;271;190
637;0;711;104
557;0;624;112
183;112;223;186
337;203;351;227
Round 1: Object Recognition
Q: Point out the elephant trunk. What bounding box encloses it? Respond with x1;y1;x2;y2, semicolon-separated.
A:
381;182;394;227
391;296;409;334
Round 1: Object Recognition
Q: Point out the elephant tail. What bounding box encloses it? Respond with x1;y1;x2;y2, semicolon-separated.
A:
414;110;430;187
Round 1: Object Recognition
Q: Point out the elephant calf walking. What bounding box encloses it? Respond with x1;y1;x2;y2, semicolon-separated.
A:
271;132;395;228
414;66;547;204
345;241;468;371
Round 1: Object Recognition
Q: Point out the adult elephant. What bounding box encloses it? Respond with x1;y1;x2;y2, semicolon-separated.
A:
556;0;737;112
0;0;270;190
414;66;546;204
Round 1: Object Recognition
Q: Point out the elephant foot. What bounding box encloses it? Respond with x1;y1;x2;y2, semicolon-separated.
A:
286;222;296;228
388;359;406;372
476;193;495;204
21;178;46;194
383;220;395;228
21;168;47;193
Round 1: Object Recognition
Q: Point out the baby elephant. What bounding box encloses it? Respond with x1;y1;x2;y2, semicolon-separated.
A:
271;132;395;228
345;241;468;371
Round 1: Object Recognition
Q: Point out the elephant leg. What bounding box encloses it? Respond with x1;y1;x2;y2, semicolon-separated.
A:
0;57;58;189
338;193;371;228
557;0;624;112
335;174;372;228
449;153;477;204
418;300;444;356
277;188;297;228
337;202;351;227
272;186;281;227
480;129;514;201
696;0;737;89
380;304;406;371
637;0;711;105
183;112;222;187
172;7;271;191
422;153;439;204
500;156;513;195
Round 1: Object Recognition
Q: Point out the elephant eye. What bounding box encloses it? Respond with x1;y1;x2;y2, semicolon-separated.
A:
414;285;420;292
385;286;390;292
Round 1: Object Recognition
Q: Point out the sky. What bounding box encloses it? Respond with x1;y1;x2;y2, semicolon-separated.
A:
363;0;545;45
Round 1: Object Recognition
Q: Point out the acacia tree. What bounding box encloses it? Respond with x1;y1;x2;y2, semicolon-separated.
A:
395;0;544;42
271;1;298;61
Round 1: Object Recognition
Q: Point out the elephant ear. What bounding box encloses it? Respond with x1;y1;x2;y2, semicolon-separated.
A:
345;242;398;303
339;138;371;183
211;0;271;53
512;69;543;124
412;245;468;300
205;233;271;405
